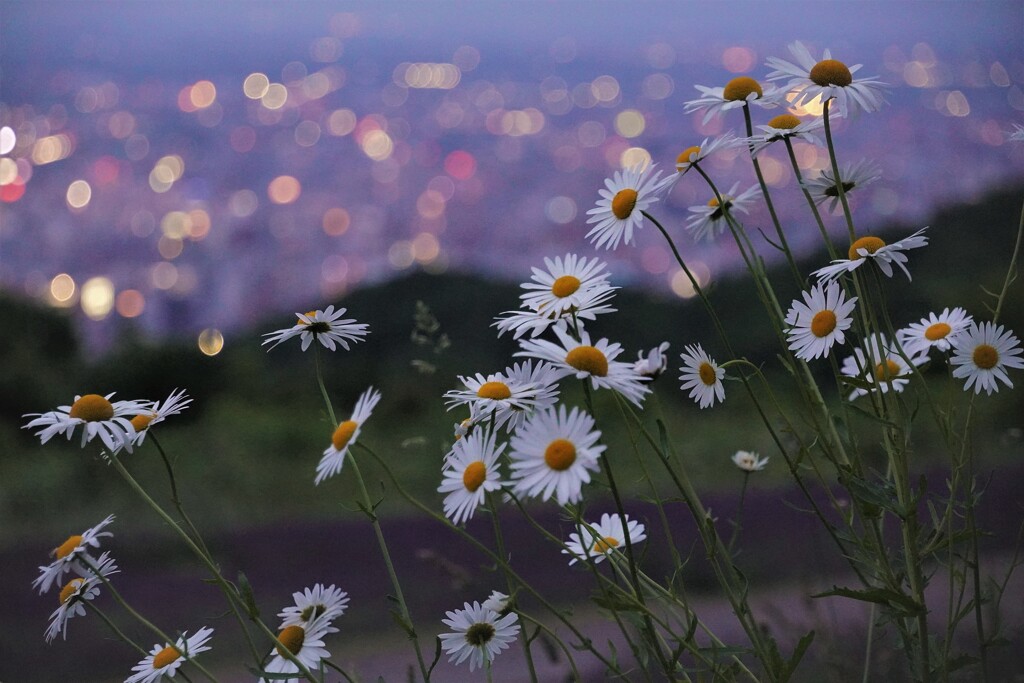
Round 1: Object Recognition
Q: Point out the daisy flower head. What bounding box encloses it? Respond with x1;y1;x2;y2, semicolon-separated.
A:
260;617;336;683
278;584;350;629
440;601;520;672
1008;123;1024;143
585;163;665;250
515;327;651;407
438;426;505;525
950;322;1024;395
814;228;929;284
634;342;670;379
766;40;889;118
44;551;119;643
897;307;973;357
685;182;762;242
732;451;769;472
33;514;115;594
508;405;605;505
841;334;928;400
679;344;726;409
444;360;560;433
563;512;647;565
482;590;512;616
684;77;780;125
803;159;881;213
517;253;617;320
785;281;858;361
23;393;145;453
672;132;744;175
127;627;214;683
315;387;381;485
262;305;369;352
748;113;824;157
125;389;192;449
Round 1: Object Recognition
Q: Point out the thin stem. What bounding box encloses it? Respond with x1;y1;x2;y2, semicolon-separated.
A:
727;473;751;556
784;137;838;260
85;601;149;656
822;99;857;241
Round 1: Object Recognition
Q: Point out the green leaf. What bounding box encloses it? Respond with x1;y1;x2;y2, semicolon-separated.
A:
813;585;924;616
237;571;260;619
782;630;815;679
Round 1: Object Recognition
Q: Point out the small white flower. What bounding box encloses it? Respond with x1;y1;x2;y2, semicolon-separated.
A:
841;334;928;400
33;515;115;594
439;427;505;525
585;163;665;250
814;228;929;283
950;322;1024;395
127;627;214;683
747;113;824;157
785;282;857;361
23;393;145;453
262;305;369;352
515;253;617;320
563;513;647;565
444;361;560;433
803;159;881;213
683;77;781;125
633;342;670;379
685;182;762;242
439;601;520;672
766;41;889;118
897;307;973;356
124;389;192;449
482;590;512;615
260;617;336;683
44;551;118;643
278;584;350;629
679;344;725;409
315;387;381;485
731;451;769;472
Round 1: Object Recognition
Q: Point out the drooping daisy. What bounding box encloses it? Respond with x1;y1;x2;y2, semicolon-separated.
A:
124;389;192;449
33;514;115;594
515;327;651;407
444;361;560;433
841;334;928;400
766;41;889;118
44;551;119;643
260;617;336;683
278;584;350;629
439;427;505;525
897;307;973;356
684;77;780;125
1008;123;1024;143
803;159;881;213
439;601;520;672
950;321;1024;395
684;182;762;242
731;451;769;472
315;387;381;485
262;305;369;352
126;627;214;683
23;393;146;453
482;590;512;616
679;344;726;409
585;163;665;250
785;281;858;361
672;132;744;175
747;113;824;157
633;342;670;379
563;512;647;565
814;228;929;283
508;405;605;505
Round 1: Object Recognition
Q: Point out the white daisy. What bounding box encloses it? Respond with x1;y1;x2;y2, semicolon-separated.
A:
897;307;973;356
33;514;115;594
515;327;651;407
563;512;647;565
260;617;336;683
684;182;762;242
127;627;214;683
803;159;881;213
841;334;928;400
517;253;616;319
123;389;192;449
278;584;350;629
785;281;858;361
508;405;605;506
444;361;560;433
1008;123;1024;143
315;387;381;485
950;322;1024;395
262;305;369;352
633;342;670;379
44;551;119;643
482;590;512;615
747;113;824;157
673;132;744;175
731;451;769;472
439;427;505;525
585;163;665;250
679;344;726;409
439;601;520;672
766;41;889;118
684;77;781;125
23;393;145;453
814;228;929;283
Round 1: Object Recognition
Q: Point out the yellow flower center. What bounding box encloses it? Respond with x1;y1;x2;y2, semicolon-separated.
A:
331;420;358;450
462;461;487;492
592;536;620;553
811;310;838;338
153;645;182;669
973;344;998;370
848;236;886;261
55;534;83;560
465;622;496;647
297;310;317;324
706;196;733;221
69;394;114;422
722;76;763;102
544;438;577;471
874;359;901;383
59;578;85;605
551;275;581;298
676;145;702;170
768;113;802;130
131;413;156;432
276;625;305;657
698;362;717;386
611;188;638;220
565;346;609;377
809;59;853;87
477;381;512;400
924;322;952;341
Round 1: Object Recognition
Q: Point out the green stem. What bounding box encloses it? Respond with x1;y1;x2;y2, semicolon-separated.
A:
85;601;149;656
784;137;838;260
822;99;857;241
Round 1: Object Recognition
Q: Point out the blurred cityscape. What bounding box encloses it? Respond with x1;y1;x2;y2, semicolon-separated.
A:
1;1;1023;352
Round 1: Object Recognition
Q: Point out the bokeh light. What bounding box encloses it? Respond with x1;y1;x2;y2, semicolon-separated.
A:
198;328;224;356
81;276;114;320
